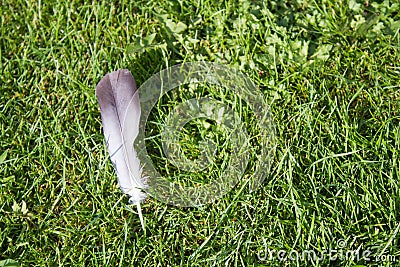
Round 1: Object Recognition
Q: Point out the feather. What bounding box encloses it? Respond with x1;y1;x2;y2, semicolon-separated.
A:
96;69;147;230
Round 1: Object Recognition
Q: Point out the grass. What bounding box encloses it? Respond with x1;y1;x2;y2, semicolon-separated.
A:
1;0;400;266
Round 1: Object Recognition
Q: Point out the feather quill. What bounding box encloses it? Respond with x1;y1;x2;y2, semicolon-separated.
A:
96;69;147;230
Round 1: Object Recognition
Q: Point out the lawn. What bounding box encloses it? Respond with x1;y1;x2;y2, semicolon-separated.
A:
1;0;400;266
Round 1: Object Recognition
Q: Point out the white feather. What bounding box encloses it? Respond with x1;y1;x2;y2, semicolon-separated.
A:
96;69;147;230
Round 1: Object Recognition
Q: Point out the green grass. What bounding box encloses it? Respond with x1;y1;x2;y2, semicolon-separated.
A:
1;0;400;266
